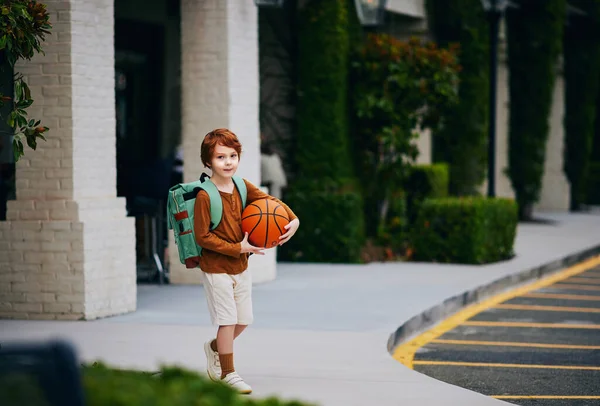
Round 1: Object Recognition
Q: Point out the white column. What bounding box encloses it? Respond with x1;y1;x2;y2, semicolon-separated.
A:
0;0;136;320
171;0;275;284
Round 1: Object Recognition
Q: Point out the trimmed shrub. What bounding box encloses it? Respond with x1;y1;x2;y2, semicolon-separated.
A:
505;0;566;219
426;0;489;196
350;34;459;237
404;163;449;225
81;364;313;406
281;180;364;263
587;162;600;205
282;0;365;263
563;0;600;211
412;197;518;264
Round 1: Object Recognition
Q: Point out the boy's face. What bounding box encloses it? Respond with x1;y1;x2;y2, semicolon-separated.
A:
210;144;239;179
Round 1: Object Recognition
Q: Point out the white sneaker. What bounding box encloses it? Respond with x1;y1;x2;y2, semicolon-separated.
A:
222;371;252;394
203;339;221;382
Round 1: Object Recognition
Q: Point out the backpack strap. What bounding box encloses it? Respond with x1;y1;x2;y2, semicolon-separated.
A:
198;179;222;230
232;175;247;208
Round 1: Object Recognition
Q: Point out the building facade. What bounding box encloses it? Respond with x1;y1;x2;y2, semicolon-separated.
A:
0;0;571;320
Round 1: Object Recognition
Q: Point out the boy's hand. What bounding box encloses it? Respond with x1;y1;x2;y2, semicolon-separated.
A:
240;232;265;255
279;218;300;246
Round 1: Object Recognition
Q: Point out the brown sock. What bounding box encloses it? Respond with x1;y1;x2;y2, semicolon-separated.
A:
219;353;234;379
210;339;218;352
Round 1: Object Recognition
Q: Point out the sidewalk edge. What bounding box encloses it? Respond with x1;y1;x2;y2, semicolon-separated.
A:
387;244;600;354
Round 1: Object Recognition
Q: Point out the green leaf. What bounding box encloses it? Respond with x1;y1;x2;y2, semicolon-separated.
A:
26;134;37;150
28;119;34;127
12;138;20;161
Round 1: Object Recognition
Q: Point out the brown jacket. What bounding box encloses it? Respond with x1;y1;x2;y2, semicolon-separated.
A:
194;178;297;274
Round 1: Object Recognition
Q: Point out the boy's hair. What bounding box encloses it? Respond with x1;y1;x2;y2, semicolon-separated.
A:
201;128;243;168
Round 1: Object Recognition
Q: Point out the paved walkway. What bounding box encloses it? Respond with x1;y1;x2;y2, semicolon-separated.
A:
2;212;600;405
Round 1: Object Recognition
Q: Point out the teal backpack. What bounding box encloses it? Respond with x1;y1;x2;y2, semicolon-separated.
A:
167;173;247;269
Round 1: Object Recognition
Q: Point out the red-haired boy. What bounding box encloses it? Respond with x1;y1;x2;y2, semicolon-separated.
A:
195;128;299;393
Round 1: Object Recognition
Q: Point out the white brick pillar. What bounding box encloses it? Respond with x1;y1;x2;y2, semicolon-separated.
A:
0;0;136;320
169;0;276;284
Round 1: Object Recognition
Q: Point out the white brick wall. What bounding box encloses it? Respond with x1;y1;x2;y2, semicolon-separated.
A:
0;0;136;320
171;0;273;285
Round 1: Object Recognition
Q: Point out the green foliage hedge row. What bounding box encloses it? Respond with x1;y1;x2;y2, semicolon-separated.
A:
412;197;518;264
425;0;489;196
284;0;364;263
82;364;311;406
281;180;364;263
563;0;600;211
506;0;566;219
404;163;449;225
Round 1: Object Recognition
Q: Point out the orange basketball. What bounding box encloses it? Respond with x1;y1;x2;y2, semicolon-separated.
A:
241;198;290;248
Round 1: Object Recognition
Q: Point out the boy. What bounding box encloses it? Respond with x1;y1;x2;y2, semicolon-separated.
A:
194;128;299;394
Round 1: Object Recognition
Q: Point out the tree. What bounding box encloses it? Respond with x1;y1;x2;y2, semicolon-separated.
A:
0;0;51;162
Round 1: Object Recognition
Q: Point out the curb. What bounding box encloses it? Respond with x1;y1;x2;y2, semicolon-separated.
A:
387;243;600;354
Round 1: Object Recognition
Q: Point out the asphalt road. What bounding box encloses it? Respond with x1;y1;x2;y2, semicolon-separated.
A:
413;266;600;406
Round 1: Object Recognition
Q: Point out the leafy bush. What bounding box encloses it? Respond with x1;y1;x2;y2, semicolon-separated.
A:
411;197;518;264
505;0;566;219
563;0;600;211
281;180;364;263
82;363;313;406
351;34;460;237
426;0;489;196
404;163;449;225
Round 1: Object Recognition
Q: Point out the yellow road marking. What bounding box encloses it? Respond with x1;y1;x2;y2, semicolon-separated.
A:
492;396;600;400
523;292;600;301
564;277;600;284
549;284;600;291
392;255;600;369
493;303;600;313
412;360;600;370
463;321;600;329
431;339;600;350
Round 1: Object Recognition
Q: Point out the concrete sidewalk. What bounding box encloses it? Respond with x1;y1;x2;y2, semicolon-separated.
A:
2;211;600;405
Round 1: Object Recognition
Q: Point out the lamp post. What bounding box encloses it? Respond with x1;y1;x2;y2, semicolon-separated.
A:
354;0;388;26
480;0;510;197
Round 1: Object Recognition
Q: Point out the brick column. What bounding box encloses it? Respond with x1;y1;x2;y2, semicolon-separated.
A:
0;0;136;320
170;0;276;284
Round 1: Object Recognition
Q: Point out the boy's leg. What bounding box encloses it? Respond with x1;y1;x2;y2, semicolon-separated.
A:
201;272;237;382
234;324;247;339
216;325;235;378
201;272;252;393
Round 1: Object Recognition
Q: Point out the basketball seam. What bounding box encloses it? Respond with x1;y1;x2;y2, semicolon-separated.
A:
272;205;285;235
264;200;269;248
241;213;289;221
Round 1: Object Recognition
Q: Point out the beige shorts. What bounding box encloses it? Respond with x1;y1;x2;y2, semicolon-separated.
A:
200;270;253;326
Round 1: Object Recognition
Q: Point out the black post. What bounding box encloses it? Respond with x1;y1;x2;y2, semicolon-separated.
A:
487;5;500;198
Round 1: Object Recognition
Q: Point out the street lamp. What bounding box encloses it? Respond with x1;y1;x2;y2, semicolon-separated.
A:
254;0;285;7
354;0;388;26
480;0;510;197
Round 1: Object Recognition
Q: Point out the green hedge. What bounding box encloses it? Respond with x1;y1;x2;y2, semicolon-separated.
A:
587;161;600;205
280;180;364;263
404;163;449;225
506;0;566;219
426;0;489;196
411;197;518;264
563;0;600;211
2;364;313;406
284;0;364;263
294;0;353;179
